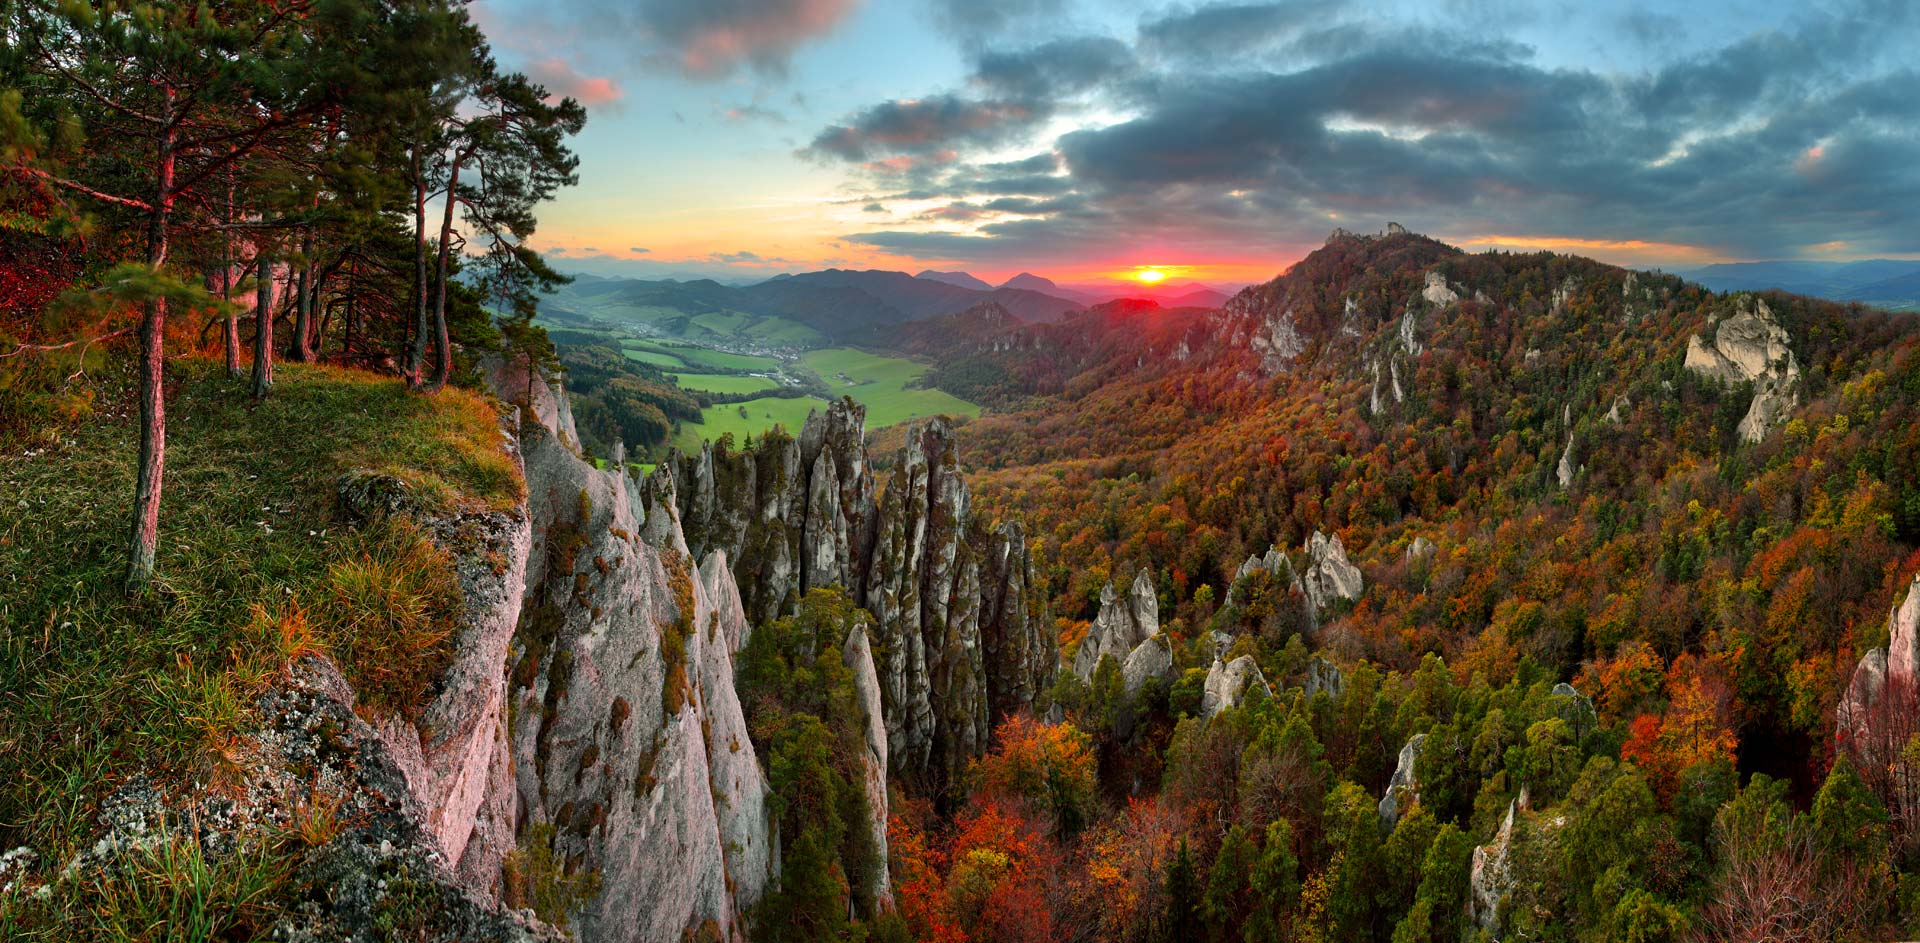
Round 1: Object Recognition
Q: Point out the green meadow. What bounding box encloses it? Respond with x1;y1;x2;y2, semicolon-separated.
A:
671;394;832;453
800;347;982;428
671;373;783;395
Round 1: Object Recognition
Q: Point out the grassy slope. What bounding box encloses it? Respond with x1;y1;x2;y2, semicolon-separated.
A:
801;347;982;428
0;359;521;861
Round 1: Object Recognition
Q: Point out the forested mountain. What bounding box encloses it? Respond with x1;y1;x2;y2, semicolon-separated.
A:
919;227;1920;939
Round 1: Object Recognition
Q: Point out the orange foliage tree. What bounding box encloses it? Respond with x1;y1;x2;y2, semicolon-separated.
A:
1621;655;1738;797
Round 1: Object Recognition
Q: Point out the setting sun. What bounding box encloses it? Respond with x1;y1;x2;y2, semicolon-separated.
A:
1133;268;1168;284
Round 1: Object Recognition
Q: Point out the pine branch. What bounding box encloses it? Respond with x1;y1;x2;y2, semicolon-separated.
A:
14;166;153;211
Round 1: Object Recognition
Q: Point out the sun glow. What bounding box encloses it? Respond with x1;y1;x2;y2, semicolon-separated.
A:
1133;268;1168;284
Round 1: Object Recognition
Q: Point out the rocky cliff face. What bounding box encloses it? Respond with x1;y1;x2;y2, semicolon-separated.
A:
1839;574;1920;766
668;399;1054;791
1072;569;1163;680
1201;655;1271;718
336;470;532;898
1683;295;1801;442
842;623;895;912
509;415;776;942
48;390;786;942
1378;734;1426;828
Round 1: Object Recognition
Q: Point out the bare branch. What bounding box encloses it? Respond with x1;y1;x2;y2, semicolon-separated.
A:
13;166;153;211
1;328;134;359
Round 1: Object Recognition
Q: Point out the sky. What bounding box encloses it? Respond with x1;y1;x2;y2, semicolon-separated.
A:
470;0;1920;289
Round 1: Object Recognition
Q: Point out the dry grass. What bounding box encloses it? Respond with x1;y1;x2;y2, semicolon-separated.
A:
311;517;465;718
0;357;521;876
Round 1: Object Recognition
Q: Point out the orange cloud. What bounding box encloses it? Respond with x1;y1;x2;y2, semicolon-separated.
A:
1451;232;1720;265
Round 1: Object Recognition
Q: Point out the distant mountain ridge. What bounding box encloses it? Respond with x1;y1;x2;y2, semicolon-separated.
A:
916;270;996;291
543;267;1085;341
1684;259;1920;308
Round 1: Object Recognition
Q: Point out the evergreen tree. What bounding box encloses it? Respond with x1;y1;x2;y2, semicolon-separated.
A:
1203;824;1256;942
1158;839;1204;943
1245;819;1300;943
1390;824;1472;943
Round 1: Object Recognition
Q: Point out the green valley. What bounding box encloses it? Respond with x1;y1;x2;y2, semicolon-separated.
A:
800;348;982;428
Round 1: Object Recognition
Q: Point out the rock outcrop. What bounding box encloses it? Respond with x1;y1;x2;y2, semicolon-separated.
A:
49;656;559;942
336;458;532;897
1230;546;1300;603
1421;271;1460;308
842;623;894;913
861;417;989;784
1307;657;1345;699
1470;792;1524;936
1683;295;1801;442
1302;531;1364;610
1202;655;1271;718
484;356;579;452
982;521;1051;722
1121;636;1174;696
1378;734;1426;827
512;414;777;942
1405;536;1437;567
1073;569;1162;680
671;401;1053;790
1839;575;1920;757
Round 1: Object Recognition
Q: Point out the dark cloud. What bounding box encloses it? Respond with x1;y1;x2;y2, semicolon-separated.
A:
1137;1;1332;61
828;0;1920;264
804;94;1048;162
629;247;651;253
928;0;1071;45
972;36;1140;100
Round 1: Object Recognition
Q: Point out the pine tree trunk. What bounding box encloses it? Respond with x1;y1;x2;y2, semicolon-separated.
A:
252;242;275;399
343;261;357;364
125;89;175;593
406;149;429;387
425;155;461;394
222;179;240;378
292;245;314;362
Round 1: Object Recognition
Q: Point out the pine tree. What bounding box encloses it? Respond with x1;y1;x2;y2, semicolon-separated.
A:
1244;819;1299;943
1158;839;1204;943
4;0;358;588
1203;824;1256;942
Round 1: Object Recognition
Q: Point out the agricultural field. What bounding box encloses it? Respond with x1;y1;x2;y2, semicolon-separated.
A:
800;347;982;428
620;347;687;369
670;394;832;453
661;343;782;372
670;373;783;395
